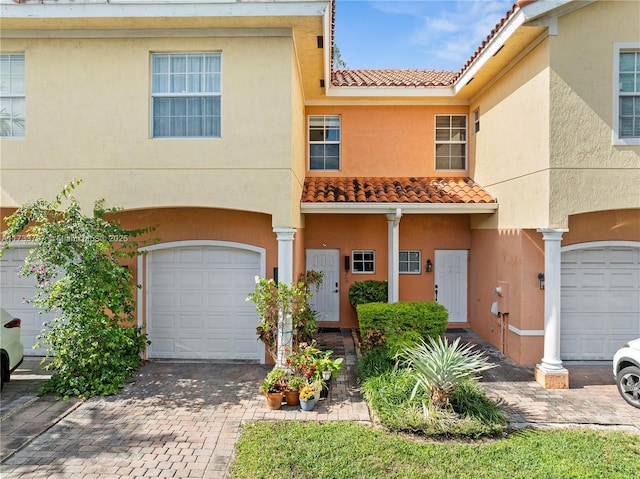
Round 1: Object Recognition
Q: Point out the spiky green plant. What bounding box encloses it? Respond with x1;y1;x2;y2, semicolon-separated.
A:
401;336;496;410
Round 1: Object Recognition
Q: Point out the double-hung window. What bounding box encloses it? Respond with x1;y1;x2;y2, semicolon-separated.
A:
309;115;340;170
435;114;467;170
0;54;25;138
614;44;640;145
151;52;221;138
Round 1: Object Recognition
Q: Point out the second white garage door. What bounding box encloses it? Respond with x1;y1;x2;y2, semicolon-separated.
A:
146;243;263;361
561;245;640;360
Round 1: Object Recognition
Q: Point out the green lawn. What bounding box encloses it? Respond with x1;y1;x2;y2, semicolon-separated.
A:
228;421;640;479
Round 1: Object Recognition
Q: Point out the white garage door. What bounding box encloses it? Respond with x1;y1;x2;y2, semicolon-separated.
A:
0;247;55;355
561;245;640;360
146;244;262;361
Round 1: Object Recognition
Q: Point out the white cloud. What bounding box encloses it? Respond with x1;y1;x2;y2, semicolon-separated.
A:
371;0;514;70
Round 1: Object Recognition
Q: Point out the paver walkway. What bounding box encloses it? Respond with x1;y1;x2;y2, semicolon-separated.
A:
1;329;638;479
1;330;369;479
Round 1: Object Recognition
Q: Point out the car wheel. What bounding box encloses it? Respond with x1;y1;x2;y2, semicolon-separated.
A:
616;365;640;409
0;357;7;391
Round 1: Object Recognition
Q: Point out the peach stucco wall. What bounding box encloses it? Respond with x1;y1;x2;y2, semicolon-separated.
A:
305;105;469;178
469;228;545;365
563;209;640;246
304;213;472;328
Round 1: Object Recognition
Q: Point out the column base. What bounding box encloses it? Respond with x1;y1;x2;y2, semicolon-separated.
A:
534;364;569;389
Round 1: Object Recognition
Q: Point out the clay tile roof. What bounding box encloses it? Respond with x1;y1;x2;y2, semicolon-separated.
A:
302;177;495;204
331;69;457;87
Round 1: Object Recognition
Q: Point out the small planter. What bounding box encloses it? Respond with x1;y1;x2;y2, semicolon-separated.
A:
299;397;316;411
265;392;284;410
322;370;332;381
284;390;300;406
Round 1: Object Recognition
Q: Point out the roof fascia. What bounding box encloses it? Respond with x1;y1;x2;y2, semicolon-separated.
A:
300;203;498;215
0;0;330;19
453;8;526;95
325;86;455;98
0;27;292;39
518;0;593;22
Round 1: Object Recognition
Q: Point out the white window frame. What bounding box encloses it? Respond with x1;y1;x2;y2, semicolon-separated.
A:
613;43;640;146
308;114;341;171
151;52;222;139
352;250;375;274
473;108;480;134
399;250;421;275
435;114;467;170
0;53;25;138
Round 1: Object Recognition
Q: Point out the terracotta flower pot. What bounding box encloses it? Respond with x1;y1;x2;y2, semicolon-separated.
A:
265;392;284;410
284;390;300;406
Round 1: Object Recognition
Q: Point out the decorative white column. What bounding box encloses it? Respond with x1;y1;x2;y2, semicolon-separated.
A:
273;227;296;368
535;228;569;389
386;208;402;303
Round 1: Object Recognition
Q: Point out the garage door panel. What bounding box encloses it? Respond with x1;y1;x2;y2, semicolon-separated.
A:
561;245;640;360
0;248;55;355
147;245;261;361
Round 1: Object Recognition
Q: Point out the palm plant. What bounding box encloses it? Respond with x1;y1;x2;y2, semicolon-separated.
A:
401;336;496;411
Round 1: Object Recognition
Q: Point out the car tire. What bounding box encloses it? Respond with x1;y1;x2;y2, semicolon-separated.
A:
616;365;640;409
0;357;7;391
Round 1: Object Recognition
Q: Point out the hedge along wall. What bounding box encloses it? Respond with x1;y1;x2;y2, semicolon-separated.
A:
356;302;448;353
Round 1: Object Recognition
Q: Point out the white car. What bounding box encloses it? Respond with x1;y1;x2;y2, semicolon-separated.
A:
613;338;640;409
0;308;25;390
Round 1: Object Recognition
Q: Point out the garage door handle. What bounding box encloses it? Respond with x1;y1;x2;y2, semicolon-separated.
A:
334;282;339;293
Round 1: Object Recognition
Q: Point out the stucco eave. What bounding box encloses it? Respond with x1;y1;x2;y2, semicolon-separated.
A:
300;203;498;215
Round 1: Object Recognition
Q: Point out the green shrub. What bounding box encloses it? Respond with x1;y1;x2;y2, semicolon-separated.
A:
357;346;396;383
359;366;505;438
348;280;388;308
0;179;156;399
357;302;448;354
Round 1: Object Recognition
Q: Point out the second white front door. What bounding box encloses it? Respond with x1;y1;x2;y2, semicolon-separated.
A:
306;249;340;322
435;250;468;323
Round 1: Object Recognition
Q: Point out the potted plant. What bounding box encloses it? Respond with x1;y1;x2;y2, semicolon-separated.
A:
284;375;303;406
260;368;287;410
299;385;316;411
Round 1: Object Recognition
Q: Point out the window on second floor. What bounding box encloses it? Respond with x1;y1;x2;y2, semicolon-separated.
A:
614;44;640;145
309;115;340;170
0;54;25;138
151;52;221;138
435;114;467;170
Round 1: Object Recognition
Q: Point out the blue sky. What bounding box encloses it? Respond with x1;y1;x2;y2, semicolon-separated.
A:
333;0;515;71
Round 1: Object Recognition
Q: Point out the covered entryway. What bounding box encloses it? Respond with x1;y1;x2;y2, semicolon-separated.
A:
143;241;265;361
0;246;54;355
561;243;640;360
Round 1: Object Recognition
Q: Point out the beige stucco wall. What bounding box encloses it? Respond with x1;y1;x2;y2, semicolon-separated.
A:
470;39;551;230
548;0;640;228
0;33;303;227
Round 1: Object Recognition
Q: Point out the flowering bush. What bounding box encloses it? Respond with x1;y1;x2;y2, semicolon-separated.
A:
0;179;157;399
299;385;315;402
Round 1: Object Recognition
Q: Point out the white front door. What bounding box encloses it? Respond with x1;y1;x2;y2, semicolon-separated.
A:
435;250;468;323
306;249;340;322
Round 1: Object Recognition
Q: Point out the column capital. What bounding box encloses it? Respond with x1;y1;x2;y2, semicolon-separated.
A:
537;228;568;241
273;227;296;241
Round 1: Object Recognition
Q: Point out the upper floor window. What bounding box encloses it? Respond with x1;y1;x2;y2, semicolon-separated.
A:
309;115;340;170
0;54;25;138
435;114;467;170
151;52;221;138
473;108;480;133
614;44;640;145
